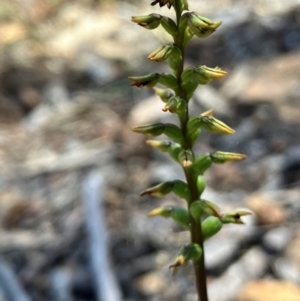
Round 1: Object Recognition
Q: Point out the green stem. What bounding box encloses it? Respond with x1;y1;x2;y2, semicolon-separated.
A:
173;2;208;301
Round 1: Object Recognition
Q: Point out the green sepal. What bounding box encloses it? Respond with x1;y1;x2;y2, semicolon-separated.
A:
186;116;202;145
189;200;203;221
181;67;194;83
167;46;182;72
131;13;161;30
192;153;213;175
188;128;201;146
161;16;178;37
148;44;174;62
148;206;190;229
153;87;174;103
200;200;222;217
183;26;194;47
172;180;191;201
129;73;160;88
181;68;199;99
159;73;178;90
199;110;235;135
196;175;206;197
178;12;189;34
187;12;222;38
190;200;221;220
131;123;165;137
163;123;184;143
168;141;183;162
146;140;183;162
210;151;247;164
202;216;223;240
140;181;174;197
170;243;202;275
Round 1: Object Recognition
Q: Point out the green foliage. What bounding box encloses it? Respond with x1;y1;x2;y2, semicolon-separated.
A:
129;1;248;300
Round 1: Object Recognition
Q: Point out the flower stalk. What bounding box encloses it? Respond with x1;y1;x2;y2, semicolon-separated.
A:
130;1;248;300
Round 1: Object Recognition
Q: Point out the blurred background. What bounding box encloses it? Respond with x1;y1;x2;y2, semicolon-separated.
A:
0;0;300;300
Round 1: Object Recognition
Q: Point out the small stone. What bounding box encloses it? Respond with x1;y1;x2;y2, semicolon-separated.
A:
134;271;167;296
285;229;300;271
246;194;286;225
273;258;300;284
263;227;293;253
237;280;300;301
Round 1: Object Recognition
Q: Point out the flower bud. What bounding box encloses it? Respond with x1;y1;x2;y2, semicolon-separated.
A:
140;181;174;197
162;96;186;115
187;12;222;38
151;0;174;9
168;141;183;162
131;123;165;137
179;150;194;168
163;123;184;143
195;65;227;80
148;44;174;62
159;73;178;90
153;87;174;103
161;16;178;36
192;153;212;175
146;140;183;162
131;14;161;30
145;139;171;152
190;200;203;221
210;151;247;164
199;109;235;134
148;206;190;229
170;243;202;275
202;216;223;240
129;73;160;88
196;175;206;197
172;179;191;201
221;211;251;224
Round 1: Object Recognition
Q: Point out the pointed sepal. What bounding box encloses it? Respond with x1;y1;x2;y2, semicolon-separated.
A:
129;73;160;88
210;151;247;164
199;109;235;134
221;211;251;224
170;243;202;275
131;14;161;29
148;206;190;229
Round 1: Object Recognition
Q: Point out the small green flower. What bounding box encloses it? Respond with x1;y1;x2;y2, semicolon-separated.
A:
129;73;160;88
210;151;247;164
148;206;190;229
131;123;165;136
187;12;222;38
199;109;235;134
195;66;227;80
141;181;174;197
131;14;161;29
170;244;202;275
148;44;174;62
